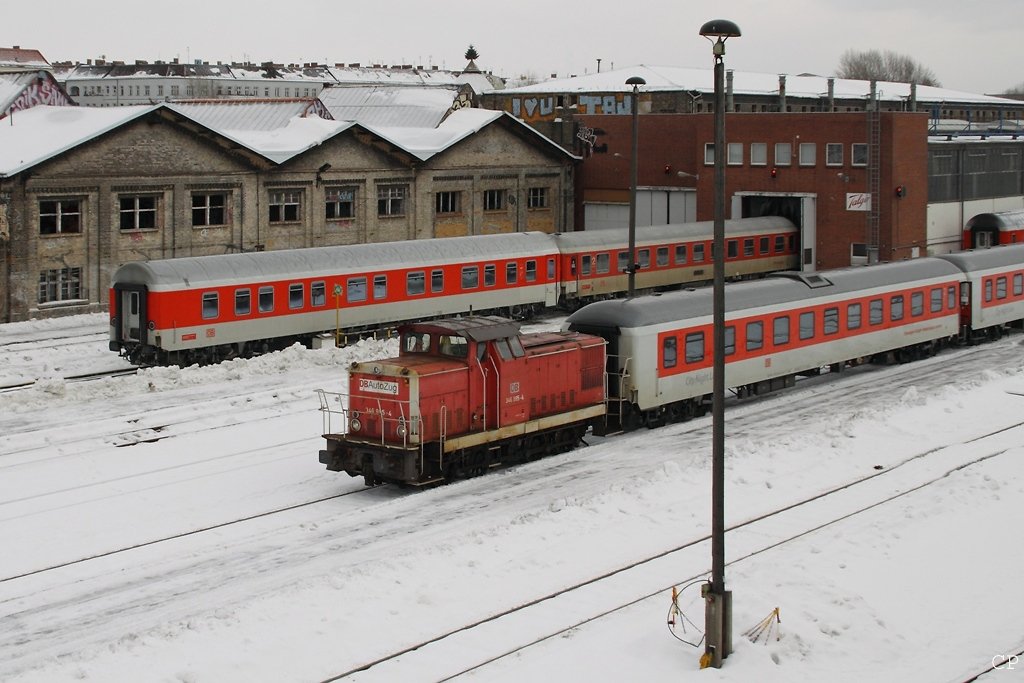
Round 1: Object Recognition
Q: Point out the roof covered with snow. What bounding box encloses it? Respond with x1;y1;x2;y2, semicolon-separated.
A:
317;85;462;128
503;64;1021;107
166;99;332;131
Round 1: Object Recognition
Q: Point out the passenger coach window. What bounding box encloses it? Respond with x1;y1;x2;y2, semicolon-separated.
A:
484;264;496;287
548;258;555;279
727;240;738;258
675;245;688;264
617;251;630;273
891;295;904;321
373;275;387;300
694;244;706;262
347;277;367;302
947;286;956;309
596;253;610;273
312;281;326;307
663;336;678;369
526;260;537;281
638;249;650;269
746;321;763;351
202;292;219;320
773;316;790;344
930;288;942;313
847;303;862;329
258;286;274;312
911;292;924;316
985;279;993;302
743;239;754;257
1014;274;1023;296
462;266;479;289
407;272;425;296
581;255;592;275
657;247;669;267
725;326;736;355
799;311;815;340
824;307;839;335
289;283;304;310
431;269;444;293
759;237;770;255
997;277;1008;299
235;289;251;316
506;263;518;284
869;299;884;324
685;332;705;363
774;236;785;252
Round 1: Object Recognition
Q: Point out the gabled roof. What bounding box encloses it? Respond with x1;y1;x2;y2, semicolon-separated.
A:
502;64;1022;107
0;46;49;70
167;99;333;131
318;85;462;128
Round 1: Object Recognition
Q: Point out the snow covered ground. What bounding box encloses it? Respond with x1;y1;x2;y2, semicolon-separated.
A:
1;313;1023;682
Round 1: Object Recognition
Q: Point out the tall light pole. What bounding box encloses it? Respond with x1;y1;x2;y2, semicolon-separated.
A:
626;75;645;297
699;17;740;670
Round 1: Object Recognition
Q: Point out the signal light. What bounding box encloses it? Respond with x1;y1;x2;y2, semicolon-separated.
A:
770;167;777;178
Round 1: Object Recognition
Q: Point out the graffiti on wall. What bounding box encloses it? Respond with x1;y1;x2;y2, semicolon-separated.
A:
4;78;72;118
508;93;636;122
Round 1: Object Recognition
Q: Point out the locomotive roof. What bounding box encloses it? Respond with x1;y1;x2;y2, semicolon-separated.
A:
937;243;1024;271
111;232;558;288
404;315;521;342
552;216;795;250
566;257;963;329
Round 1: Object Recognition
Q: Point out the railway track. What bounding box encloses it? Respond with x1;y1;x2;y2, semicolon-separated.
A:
321;422;1024;682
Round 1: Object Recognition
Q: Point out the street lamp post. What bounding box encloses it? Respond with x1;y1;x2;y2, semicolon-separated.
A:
626;76;646;297
699;18;741;670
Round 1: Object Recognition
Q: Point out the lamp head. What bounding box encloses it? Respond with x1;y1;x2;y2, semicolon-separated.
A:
626;76;646;88
699;19;741;56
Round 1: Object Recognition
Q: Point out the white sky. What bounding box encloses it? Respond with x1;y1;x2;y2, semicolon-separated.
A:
5;0;1021;95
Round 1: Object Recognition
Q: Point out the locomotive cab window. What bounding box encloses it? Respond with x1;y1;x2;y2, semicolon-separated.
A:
202;292;219;320
403;332;431;353
508;335;525;358
235;289;251;316
289;283;304;310
438;335;468;358
258;286;274;313
494;339;513;361
312;281;326;307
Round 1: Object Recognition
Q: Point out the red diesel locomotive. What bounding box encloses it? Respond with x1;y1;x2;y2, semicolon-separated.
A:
317;316;607;486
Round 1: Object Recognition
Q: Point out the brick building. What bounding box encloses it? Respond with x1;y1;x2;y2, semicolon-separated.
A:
0;103;575;323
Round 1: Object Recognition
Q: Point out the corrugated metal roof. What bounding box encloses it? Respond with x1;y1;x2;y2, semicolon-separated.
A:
318;85;459;128
167;99;332;131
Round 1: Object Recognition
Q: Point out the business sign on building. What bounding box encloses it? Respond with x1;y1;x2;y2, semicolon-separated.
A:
846;193;871;211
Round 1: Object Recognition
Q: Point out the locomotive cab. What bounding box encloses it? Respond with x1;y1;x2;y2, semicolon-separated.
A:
318;315;607;486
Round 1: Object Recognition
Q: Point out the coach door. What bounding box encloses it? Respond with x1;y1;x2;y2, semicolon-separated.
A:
121;289;142;343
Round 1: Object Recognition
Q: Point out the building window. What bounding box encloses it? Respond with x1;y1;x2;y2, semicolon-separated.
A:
39;199;82;235
750;142;767;166
774;142;792;166
38;267;82;303
435;191;461;214
484;189;505;211
727;142;743;165
527;187;549;209
192;193;226;227
119;195;158;230
326;188;355;220
798;142;816;166
852;143;869;166
269;191;301;223
377;184;406;217
826;143;843;166
704;143;715;165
